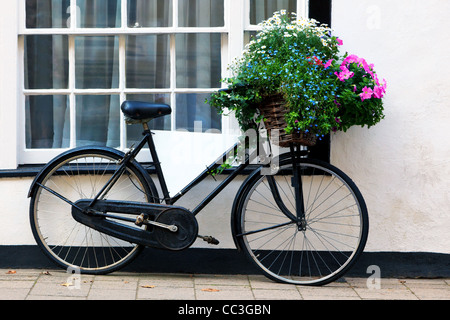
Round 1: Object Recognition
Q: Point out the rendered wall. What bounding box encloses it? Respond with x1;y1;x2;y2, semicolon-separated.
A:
0;0;449;255
330;0;450;253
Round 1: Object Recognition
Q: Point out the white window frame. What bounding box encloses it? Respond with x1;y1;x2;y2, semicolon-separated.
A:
18;0;234;164
9;0;310;168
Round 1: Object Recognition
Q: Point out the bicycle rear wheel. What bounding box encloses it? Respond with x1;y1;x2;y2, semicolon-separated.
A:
29;148;156;275
235;157;368;286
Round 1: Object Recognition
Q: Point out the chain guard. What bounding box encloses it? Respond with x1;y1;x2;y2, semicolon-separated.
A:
72;200;198;251
154;208;199;251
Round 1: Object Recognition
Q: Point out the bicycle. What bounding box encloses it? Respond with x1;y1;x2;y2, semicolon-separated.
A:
28;99;368;286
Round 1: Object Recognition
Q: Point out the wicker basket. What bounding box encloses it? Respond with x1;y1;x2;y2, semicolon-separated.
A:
258;94;317;147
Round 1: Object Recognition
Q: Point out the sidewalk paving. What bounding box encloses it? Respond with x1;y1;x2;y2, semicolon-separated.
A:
0;269;448;300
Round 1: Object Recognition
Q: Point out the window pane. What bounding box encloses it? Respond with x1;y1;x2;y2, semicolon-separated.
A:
244;31;257;46
176;93;221;133
26;95;70;149
76;95;120;147
75;36;119;89
126;94;171;146
127;0;172;27
178;0;224;27
26;0;71;28
126;35;170;89
176;34;222;88
249;0;297;25
78;0;121;28
25;35;69;90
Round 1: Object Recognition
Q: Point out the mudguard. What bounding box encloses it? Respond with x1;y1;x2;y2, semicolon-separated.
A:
27;146;158;201
230;165;262;252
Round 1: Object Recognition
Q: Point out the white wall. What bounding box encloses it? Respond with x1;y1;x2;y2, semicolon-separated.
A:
0;0;449;254
330;0;450;253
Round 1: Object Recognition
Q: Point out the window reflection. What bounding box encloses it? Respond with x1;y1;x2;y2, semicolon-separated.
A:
176;33;222;89
26;0;71;28
76;95;121;147
249;0;297;25
176;94;221;133
178;0;224;27
75;36;120;89
25;95;70;149
126;35;170;89
25;35;69;90
77;0;122;28
127;0;172;27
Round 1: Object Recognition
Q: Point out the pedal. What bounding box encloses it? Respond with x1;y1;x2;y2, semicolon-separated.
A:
135;213;147;226
198;235;220;245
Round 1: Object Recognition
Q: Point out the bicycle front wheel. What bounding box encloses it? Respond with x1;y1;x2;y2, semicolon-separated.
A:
235;157;368;286
29;148;156;275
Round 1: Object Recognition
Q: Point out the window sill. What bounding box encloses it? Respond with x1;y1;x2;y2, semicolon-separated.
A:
0;165;44;178
0;164;259;179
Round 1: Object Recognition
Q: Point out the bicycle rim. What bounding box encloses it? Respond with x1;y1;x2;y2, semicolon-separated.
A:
238;159;368;286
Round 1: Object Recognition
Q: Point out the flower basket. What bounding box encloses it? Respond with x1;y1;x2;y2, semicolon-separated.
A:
209;11;386;148
259;94;318;147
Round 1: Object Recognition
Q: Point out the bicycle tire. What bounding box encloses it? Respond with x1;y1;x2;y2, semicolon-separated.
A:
235;157;368;286
29;148;156;275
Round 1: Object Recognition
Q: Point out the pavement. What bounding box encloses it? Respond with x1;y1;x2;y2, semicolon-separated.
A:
0;269;448;301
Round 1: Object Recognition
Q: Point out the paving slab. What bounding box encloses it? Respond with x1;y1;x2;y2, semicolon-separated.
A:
0;269;448;301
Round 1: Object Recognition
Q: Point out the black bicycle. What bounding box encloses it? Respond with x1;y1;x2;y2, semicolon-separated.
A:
28;100;368;286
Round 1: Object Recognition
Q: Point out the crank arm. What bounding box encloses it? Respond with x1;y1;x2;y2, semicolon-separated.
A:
145;219;178;233
90;212;178;233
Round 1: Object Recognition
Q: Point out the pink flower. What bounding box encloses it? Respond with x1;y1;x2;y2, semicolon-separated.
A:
373;86;384;99
335;66;354;82
373;79;387;99
360;59;375;78
381;78;387;91
360;87;373;101
343;54;361;65
343;55;375;76
336;38;344;46
324;59;334;69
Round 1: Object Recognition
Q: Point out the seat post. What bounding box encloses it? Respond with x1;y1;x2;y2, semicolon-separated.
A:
143;122;171;204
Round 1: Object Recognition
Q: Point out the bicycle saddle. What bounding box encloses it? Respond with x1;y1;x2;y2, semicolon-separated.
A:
121;101;172;124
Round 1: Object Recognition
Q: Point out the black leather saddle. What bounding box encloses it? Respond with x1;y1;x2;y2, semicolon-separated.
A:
121;101;172;124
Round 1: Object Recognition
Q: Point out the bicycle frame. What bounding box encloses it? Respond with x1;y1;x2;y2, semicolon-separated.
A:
29;122;308;231
88;123;261;216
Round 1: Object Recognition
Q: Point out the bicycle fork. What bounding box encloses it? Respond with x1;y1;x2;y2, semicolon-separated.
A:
290;144;307;231
265;145;308;231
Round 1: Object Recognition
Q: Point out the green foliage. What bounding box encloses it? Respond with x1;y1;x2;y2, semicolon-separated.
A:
209;11;386;139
